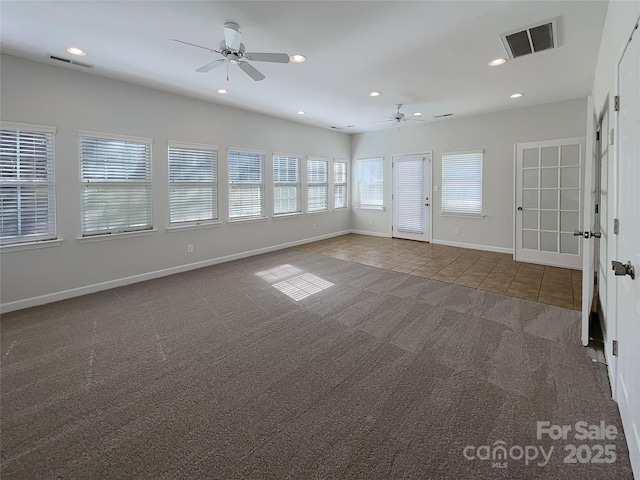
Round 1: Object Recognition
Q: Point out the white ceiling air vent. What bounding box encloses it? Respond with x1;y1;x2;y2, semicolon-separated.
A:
49;55;94;69
500;18;559;60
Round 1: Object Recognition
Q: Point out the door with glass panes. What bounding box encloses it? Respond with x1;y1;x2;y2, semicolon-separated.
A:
392;153;431;242
515;138;585;269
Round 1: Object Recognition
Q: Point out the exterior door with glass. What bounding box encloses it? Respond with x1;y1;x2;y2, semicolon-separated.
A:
392;153;431;242
515;138;586;269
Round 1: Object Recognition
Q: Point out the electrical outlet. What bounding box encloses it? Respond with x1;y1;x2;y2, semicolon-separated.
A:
187;244;194;253
312;224;317;231
368;220;373;226
454;228;460;235
434;185;439;192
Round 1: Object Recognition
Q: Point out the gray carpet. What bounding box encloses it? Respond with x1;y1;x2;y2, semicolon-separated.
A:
0;248;633;479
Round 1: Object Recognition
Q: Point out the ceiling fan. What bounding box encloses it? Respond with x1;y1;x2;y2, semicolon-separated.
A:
375;104;424;124
174;22;290;81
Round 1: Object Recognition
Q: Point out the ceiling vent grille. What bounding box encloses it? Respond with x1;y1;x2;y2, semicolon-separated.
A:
49;55;94;69
500;18;559;60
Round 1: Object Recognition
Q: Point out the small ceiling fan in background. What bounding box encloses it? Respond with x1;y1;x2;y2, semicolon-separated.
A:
375;104;424;124
174;22;290;81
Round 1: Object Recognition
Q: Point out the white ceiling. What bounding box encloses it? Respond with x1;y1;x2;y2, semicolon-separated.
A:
0;1;607;133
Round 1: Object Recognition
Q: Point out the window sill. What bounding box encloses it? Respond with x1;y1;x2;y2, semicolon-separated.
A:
307;209;330;215
357;206;385;211
77;229;158;243
333;207;350;212
272;213;303;220
166;222;221;232
227;216;268;225
0;238;63;253
439;212;486;218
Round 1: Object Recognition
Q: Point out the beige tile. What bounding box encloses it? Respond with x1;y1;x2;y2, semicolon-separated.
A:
538;294;575;309
477;280;509;294
505;286;539;301
454;274;486;288
392;265;416;274
431;272;460;283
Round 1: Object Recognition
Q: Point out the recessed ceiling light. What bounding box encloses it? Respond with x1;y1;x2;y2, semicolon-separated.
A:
66;47;86;56
510;92;524;98
369;91;381;97
217;89;229;94
489;58;507;66
290;54;306;63
413;112;422;116
297;111;305;115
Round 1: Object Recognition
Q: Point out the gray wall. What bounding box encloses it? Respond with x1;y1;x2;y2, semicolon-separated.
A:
350;98;588;250
0;55;351;309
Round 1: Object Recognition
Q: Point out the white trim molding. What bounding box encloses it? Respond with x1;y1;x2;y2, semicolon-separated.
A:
431;238;513;254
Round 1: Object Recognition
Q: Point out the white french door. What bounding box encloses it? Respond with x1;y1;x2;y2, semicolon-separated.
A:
392;153;431;242
515;138;586;269
613;17;640;478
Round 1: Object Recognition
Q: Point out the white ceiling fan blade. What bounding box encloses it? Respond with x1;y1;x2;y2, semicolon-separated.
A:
196;59;226;73
238;61;265;81
245;52;290;63
224;22;242;51
173;39;218;53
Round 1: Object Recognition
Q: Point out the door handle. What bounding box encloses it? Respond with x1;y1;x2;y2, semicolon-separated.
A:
612;261;635;279
574;230;602;239
517;206;523;211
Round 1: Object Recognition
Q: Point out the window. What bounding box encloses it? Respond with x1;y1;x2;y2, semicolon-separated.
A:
229;149;264;220
357;158;384;209
307;158;329;212
273;154;300;215
0;122;57;245
168;143;218;227
80;132;153;236
334;160;348;209
441;150;483;215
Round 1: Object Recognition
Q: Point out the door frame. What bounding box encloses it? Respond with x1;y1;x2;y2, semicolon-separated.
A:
391;151;433;243
581;96;596;346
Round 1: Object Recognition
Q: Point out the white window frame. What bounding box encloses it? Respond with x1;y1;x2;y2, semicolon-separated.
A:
273;153;301;216
333;159;348;209
168;141;218;229
0;121;57;246
357;158;384;210
307;157;329;213
79;130;154;237
441;150;484;216
228;148;265;222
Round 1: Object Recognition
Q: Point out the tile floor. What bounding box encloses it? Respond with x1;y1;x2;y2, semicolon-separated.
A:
295;234;582;310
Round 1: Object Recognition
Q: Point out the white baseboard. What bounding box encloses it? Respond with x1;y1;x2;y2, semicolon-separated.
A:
431;238;513;254
0;230;351;314
350;229;392;238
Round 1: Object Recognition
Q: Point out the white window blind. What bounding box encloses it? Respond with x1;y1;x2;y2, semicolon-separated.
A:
395;158;424;233
229;149;264;220
334;160;348;209
273;154;300;215
357;158;384;209
0;124;57;245
80;133;153;236
307;158;328;212
169;144;218;227
441;150;483;215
